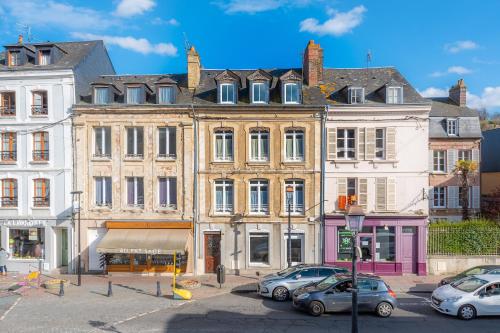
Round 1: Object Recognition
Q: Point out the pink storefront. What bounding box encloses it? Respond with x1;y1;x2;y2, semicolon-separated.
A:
325;216;428;276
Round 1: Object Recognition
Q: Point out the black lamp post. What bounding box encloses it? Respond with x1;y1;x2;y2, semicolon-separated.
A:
286;184;294;268
344;204;365;333
71;190;83;286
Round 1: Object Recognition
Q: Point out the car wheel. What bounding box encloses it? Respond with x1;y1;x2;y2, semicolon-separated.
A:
376;302;393;318
458;304;476;320
272;286;289;301
309;301;325;317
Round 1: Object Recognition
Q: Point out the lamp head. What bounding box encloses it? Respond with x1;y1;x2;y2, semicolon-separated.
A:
344;205;365;232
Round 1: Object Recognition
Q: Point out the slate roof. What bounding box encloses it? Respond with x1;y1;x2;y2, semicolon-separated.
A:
482;128;500;172
0;41;103;71
428;97;482;138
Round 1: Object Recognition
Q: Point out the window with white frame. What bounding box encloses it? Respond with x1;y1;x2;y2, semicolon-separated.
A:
386;87;403;104
458;149;472;161
1;178;17;207
250;130;269;162
9;51;21;66
1;132;16;161
252;82;268;104
285;130;304;161
126;177;144;207
158;127;176;158
94;87;109;104
284;83;300;104
458;186;472;208
214;129;233;161
95;177;112;207
38;50;51;65
126;127;144;157
349;87;364;104
447;119;458;136
336;129;356;159
433;150;446;172
126;87;142;104
158;86;175;104
33;178;50;207
285;180;304;214
249;232;269;265
433;187;446;208
220;83;236;104
159;177;177;209
214;179;233;213
375;128;385;159
249;180;269;214
94;127;111;157
347;178;357;197
32;91;48;115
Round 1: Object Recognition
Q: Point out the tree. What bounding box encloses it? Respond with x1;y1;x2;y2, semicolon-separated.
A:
453;160;478;220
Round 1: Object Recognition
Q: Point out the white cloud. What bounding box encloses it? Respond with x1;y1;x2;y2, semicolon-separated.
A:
299;5;366;36
430;66;473;77
0;1;115;31
467;87;500;110
71;32;177;56
419;87;448;98
215;0;313;14
444;40;478;53
152;18;180;26
114;0;156;17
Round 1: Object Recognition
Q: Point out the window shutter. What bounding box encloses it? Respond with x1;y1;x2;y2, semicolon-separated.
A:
429;150;434;173
472;149;480;165
447;186;458;209
366;128;375;160
472;186;480;209
386;127;396;160
264;81;270;103
447;149;457;173
387;178;396;211
327;128;336;160
337;178;347;210
375;177;386;211
429;187;434;208
357;128;365;160
358;178;368;209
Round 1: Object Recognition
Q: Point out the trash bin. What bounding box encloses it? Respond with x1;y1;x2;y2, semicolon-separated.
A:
216;264;225;288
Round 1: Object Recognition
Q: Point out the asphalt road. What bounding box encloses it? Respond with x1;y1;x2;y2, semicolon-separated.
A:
100;291;500;333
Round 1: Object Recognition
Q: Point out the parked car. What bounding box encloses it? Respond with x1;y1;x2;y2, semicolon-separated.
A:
257;265;349;301
292;273;398;317
438;265;500;286
431;274;500;320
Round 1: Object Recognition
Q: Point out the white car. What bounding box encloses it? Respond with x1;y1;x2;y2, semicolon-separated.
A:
431;274;500;320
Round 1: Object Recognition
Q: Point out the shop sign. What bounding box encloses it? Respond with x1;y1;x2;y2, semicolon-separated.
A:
118;248;163;255
0;219;49;227
338;231;353;254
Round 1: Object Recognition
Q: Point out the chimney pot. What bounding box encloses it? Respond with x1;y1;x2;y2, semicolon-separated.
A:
449;79;467;107
18;34;23;44
187;45;201;90
303;40;323;86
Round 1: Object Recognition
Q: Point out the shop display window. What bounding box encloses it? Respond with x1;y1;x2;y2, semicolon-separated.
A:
9;228;45;259
375;226;395;262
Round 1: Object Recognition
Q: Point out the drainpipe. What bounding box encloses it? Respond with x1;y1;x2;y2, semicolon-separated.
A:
192;104;199;276
319;105;327;264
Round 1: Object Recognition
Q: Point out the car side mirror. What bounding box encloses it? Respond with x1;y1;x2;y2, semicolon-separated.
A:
295;275;302;280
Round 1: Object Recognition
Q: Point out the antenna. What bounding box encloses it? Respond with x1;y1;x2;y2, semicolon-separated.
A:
183;32;191;53
16;23;34;42
365;49;372;83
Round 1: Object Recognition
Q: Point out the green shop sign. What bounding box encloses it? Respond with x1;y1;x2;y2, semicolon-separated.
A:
338;231;353;254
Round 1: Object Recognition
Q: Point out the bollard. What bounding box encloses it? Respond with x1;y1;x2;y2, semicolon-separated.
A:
216;264;225;289
107;281;113;297
59;280;64;297
156;281;162;297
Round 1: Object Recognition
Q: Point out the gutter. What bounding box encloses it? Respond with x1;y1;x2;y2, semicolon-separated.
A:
192;104;199;276
319;105;327;265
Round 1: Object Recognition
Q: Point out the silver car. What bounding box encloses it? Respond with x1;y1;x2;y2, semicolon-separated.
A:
257;265;349;301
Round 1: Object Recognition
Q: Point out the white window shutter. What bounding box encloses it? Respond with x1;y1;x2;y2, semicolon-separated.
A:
358;178;368;209
386;127;396;160
376;177;386;211
337;178;347;210
447;149;457;174
472;186;480;209
429;150;434;173
327;128;336;160
472;149;480;165
387;178;396;211
447;186;458;209
357;128;365;160
366;128;375;160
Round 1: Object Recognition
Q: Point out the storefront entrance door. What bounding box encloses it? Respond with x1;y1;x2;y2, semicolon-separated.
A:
402;227;417;273
204;233;221;273
359;235;374;272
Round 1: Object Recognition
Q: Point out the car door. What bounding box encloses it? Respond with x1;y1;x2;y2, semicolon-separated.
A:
476;283;500;315
317;268;336;281
328;280;353;312
357;279;377;311
287;268;317;291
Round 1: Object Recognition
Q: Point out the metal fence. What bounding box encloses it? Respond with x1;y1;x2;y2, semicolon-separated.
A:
428;225;500;256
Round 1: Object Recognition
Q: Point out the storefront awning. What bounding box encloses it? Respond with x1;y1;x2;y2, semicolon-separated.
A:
96;229;190;255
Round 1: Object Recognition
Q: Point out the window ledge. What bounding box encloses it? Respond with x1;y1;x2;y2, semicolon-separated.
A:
91;206;112;211
330;159;360;163
31;206;50;210
278;213;306;218
123;206;145;212
91;157;112;162
0;206;18;210
211;213;234;217
29;115;49;118
248;263;271;268
430;171;448;175
0;116;16;119
156;207;178;212
30;160;49;165
123;157;144;162
370;159;399;164
0;160;17;165
156;157;176;162
247;160;270;165
211;161;234;165
246;213;271;217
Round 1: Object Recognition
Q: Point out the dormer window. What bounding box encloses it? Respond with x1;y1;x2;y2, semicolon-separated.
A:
386;87;403;104
158;86;175;104
8;51;21;66
251;82;269;104
126;86;143;104
447;118;458;136
38;50;51;65
220;83;236;104
284;83;300;104
348;87;364;104
94;87;109;104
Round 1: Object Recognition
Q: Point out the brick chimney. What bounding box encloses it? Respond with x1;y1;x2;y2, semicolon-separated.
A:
18;34;23;44
303;40;323;86
449;79;467;107
187;46;201;90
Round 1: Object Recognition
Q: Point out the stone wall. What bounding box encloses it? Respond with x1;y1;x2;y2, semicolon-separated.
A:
428;255;500;275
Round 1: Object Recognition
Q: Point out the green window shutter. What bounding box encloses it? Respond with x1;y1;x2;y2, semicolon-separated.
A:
386;127;396;160
357;128;365;160
376;177;387;211
365;128;375;160
327;128;336;160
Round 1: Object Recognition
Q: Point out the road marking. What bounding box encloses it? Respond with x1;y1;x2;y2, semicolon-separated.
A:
0;296;22;321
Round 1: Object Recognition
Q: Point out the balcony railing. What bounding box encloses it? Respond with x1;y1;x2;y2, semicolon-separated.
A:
1;197;18;207
33;150;49;161
125;153;144;158
33;196;50;207
0;106;16;116
215;204;233;213
95;201;112;208
0;151;17;161
157;153;176;159
286;204;304;214
93;152;111;158
250;204;269;214
31;105;48;116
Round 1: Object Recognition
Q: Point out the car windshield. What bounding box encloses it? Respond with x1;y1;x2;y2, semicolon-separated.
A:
316;275;339;291
451;277;488;292
277;267;299;276
464;267;490;276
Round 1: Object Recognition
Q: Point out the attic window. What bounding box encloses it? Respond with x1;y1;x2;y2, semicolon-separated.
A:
251;82;268;104
284;83;300;104
126;86;143;104
158;86;175;104
386;87;403;104
8;51;21;66
220;83;236;104
348;87;364;104
94;87;109;104
38;50;51;65
447;118;458;136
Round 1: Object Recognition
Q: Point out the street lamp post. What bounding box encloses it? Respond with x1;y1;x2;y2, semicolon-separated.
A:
286;185;294;268
344;204;365;333
71;190;83;286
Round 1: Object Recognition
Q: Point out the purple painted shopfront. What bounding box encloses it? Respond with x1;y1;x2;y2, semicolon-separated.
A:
325;216;428;276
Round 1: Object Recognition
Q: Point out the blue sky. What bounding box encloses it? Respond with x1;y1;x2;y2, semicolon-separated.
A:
0;0;499;113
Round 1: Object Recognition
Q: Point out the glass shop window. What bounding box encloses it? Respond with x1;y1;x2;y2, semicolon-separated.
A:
9;228;45;259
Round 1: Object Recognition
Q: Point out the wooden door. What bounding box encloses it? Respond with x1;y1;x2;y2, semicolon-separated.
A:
402;227;417;274
204;233;221;273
